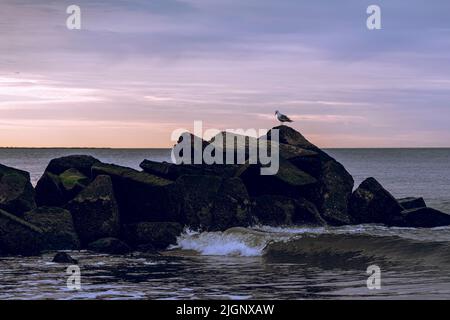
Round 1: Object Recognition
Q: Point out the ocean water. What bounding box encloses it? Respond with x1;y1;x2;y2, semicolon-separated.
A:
0;148;450;299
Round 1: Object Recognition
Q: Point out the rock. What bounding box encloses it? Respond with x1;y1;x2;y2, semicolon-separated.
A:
92;163;181;223
172;132;210;165
87;237;131;254
59;168;89;197
175;175;222;229
267;125;322;154
267;126;354;225
0;164;36;216
208;131;258;164
349;177;403;224
45;155;100;178
237;159;318;199
0;208;44;256
52;252;78;264
123;222;183;250
35;169;89;207
398;207;450;228
35;172;65;207
67;175;120;245
253;195;325;226
24;207;80;250
210;177;253;230
140;159;239;180
175;175;252;230
316;160;354;225
398;197;427;210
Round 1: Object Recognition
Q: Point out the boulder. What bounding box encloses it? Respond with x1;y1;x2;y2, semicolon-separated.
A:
123;222;183;250
266;125;322;154
45;155;100;178
87;237;131;254
210;177;253;230
66;175;120;245
175;175;222;229
349;177;403;224
172;132;210;165
316;159;354;225
175;175;252;231
92;163;181;223
140;160;239;180
237;159;318;199
398;197;427;210
266;126;354;225
398;207;450;228
52;252;78;264
35;172;65;207
0;164;36;216
35;168;89;207
0;208;44;256
253;195;325;226
24;206;80;250
59;168;89;197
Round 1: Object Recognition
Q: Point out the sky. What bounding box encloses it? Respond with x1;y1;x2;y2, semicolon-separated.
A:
1;0;450;148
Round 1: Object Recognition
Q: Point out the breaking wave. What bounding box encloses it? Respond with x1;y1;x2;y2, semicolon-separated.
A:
172;225;450;268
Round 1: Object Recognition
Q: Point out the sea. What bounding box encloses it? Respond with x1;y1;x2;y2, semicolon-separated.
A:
0;148;450;300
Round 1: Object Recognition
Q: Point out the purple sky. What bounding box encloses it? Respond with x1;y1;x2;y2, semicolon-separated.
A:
1;0;450;147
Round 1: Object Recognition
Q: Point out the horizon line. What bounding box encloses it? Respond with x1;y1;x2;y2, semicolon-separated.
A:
1;146;450;150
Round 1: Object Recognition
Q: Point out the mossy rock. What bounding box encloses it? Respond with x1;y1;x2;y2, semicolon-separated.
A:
0;164;36;216
67;175;120;245
0;208;44;256
45;155;100;177
176;175;252;231
92;163;181;223
24;206;80;250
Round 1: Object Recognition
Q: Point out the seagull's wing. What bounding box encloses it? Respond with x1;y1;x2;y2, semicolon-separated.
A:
279;114;293;122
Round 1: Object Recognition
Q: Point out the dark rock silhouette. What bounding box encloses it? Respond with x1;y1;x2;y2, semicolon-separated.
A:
253;195;325;226
123;222;182;250
398;207;450;228
0;164;36;216
67;175;120;245
52;252;77;264
24;206;80;250
0;208;44;256
349;177;403;225
398;197;427;210
45;155;100;178
92;163;181;224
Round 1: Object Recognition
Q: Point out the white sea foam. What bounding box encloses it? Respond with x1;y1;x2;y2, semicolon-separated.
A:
172;226;302;256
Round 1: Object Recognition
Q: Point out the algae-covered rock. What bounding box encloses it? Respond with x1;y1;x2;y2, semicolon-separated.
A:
0;208;44;256
0;164;36;216
67;175;120;245
24;206;80;250
92;163;181;223
45;155;100;177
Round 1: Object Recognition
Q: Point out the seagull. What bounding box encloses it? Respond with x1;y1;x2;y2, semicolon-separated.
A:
275;110;293;124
